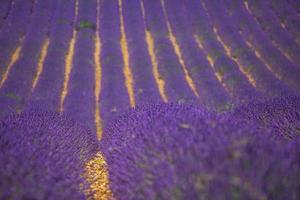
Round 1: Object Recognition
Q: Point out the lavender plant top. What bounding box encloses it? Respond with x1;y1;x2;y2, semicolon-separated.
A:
0;110;100;200
1;0;300;199
101;102;300;200
229;95;300;139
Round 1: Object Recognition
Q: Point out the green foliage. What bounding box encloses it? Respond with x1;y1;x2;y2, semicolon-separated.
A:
76;20;96;31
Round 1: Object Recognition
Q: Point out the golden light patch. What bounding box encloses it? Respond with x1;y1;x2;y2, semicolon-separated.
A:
271;40;294;64
94;0;103;140
141;1;168;102
118;0;136;107
31;38;50;92
213;27;231;57
194;34;231;95
83;153;113;200
145;30;168;102
242;1;295;66
59;0;79;113
0;45;22;88
213;27;257;88
194;35;214;67
245;40;282;80
160;0;199;98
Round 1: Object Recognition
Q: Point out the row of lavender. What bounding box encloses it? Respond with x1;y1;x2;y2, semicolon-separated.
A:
0;1;300;199
0;0;300;134
2;95;299;199
101;95;300;199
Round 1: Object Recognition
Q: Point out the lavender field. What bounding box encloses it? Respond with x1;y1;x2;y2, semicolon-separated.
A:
0;0;300;199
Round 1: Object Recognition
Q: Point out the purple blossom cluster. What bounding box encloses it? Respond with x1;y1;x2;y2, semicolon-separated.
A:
0;0;300;199
230;95;300;139
101;97;300;200
0;97;300;200
0;110;99;199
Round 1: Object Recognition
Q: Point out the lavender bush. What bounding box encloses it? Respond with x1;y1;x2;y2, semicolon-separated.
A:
0;0;300;199
0;110;99;199
102;102;300;200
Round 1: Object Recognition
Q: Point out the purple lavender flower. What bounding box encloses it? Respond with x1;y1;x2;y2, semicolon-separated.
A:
230;95;300;139
0;110;100;200
101;103;300;200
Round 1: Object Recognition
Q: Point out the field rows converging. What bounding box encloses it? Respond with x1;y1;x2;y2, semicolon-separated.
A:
0;0;299;137
1;0;300;199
